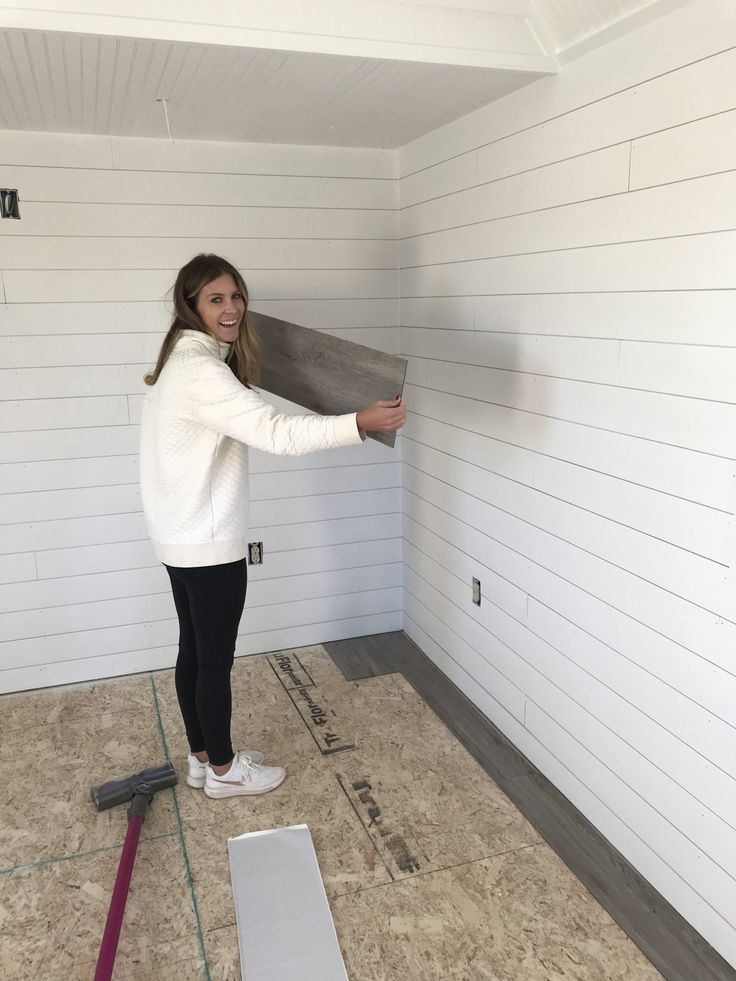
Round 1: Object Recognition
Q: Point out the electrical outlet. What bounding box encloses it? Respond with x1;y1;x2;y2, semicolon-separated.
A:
0;189;20;219
472;577;481;606
248;542;263;565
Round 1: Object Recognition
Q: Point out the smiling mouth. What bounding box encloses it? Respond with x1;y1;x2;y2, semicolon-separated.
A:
219;320;239;327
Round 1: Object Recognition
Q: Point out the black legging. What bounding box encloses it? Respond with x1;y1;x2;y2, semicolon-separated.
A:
165;559;248;766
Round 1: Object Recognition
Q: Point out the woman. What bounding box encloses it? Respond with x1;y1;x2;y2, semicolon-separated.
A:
140;254;406;800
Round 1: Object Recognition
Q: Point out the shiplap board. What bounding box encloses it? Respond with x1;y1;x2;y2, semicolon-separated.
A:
5;166;397;209
630;108;736;190
0;130;396;177
1;202;397;239
0;237;398;271
4;269;399;304
401;325;736;403
0;299;399;335
401;291;736;346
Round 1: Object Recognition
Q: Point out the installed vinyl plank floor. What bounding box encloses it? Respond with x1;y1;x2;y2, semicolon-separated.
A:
0;645;662;980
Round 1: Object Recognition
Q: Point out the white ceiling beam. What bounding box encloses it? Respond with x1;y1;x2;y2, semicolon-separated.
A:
0;0;558;73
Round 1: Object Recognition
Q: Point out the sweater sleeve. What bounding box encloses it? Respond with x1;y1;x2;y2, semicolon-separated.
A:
185;346;365;455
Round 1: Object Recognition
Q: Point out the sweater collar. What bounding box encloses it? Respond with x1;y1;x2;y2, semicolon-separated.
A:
180;328;231;362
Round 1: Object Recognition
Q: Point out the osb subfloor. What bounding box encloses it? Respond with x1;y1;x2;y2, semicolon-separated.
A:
0;646;663;980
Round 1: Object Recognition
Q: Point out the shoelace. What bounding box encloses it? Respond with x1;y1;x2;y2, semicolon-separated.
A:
234;751;261;775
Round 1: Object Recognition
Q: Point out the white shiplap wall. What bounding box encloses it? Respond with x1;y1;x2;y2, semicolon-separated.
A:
398;0;736;968
0;131;401;693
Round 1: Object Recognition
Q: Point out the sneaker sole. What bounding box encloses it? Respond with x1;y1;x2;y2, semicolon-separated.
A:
187;774;206;789
204;772;286;799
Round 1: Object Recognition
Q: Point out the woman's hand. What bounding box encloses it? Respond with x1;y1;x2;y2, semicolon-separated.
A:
356;396;407;434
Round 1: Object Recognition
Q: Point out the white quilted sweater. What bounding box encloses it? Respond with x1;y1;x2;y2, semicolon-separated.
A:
140;329;364;567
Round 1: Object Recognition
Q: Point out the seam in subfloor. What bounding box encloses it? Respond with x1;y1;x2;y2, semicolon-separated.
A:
0;832;178;877
149;673;212;981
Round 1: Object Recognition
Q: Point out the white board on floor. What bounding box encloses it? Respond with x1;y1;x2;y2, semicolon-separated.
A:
228;823;348;981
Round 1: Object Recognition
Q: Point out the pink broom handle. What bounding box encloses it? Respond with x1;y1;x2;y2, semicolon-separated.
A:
94;811;144;981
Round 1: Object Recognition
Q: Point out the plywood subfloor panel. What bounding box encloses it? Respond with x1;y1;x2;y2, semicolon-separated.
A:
0;644;663;980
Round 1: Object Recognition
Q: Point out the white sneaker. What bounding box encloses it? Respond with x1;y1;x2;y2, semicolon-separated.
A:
187;750;264;789
204;750;286;798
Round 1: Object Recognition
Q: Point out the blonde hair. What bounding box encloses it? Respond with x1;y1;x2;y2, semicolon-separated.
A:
144;254;260;387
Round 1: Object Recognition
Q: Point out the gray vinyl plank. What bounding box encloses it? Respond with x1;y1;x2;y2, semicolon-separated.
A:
324;630;736;981
249;311;407;448
323;631;408;681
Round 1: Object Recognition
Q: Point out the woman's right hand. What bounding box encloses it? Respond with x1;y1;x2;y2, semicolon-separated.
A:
356;397;407;434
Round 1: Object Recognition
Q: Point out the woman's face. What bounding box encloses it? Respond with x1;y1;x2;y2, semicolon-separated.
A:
195;273;245;344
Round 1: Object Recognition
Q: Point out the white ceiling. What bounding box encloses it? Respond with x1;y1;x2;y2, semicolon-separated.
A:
533;0;666;51
0;29;542;147
0;1;685;147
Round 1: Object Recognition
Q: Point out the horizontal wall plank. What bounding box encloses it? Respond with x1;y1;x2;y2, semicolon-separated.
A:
5;166;397;210
402;325;736;403
400;231;736;296
0;236;398;272
250;461;400;500
0;298;399;336
250;488;399;528
0;553;37;585
5;201;397;239
0;455;138;493
0;428;139;465
0;396;129;431
401;291;736;346
630;108;736;190
1;513;146;556
109;137;396;179
4;268;398;304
